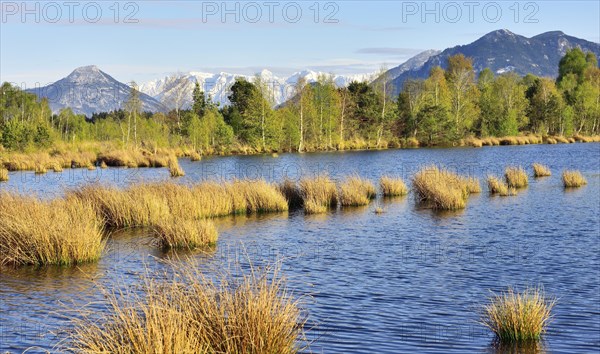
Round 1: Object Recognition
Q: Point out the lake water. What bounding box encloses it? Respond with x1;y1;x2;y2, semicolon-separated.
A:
1;143;599;353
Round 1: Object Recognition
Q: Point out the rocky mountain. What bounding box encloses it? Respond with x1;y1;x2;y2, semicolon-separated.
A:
139;70;373;110
26;65;165;117
388;29;600;94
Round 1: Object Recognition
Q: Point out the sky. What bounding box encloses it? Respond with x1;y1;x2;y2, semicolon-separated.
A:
1;0;599;87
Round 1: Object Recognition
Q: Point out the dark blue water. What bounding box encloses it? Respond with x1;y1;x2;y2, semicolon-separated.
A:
1;143;599;353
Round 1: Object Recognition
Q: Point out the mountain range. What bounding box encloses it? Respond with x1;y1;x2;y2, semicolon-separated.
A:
23;29;600;117
388;29;600;94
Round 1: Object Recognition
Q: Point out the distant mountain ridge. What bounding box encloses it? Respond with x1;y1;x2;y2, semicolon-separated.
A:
25;65;165;117
139;70;373;110
388;29;600;94
22;30;600;116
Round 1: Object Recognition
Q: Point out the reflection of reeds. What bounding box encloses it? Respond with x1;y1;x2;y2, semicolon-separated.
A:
412;166;473;210
69;260;306;354
0;194;104;266
562;170;587;188
482;287;554;342
379;176;408;196
532;163;551;178
299;176;338;214
339;176;376;206
505;167;528;189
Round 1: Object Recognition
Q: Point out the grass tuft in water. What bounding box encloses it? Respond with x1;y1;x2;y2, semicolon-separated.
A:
482;287;555;342
532;163;551;178
68;260;306;354
412;166;471;210
299;175;338;214
0;168;8;182
505;166;528;189
0;194;105;266
152;216;218;250
487;176;517;196
562;170;587;188
339;176;376;206
379;175;408;196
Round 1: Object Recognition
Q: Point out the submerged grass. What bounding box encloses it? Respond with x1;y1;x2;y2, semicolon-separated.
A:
487;176;517;196
379;175;408;196
412;166;471;210
505;167;528;189
68;260;306;354
0;194;104;266
532;163;551;178
482;287;555;342
562;170;587;188
339;176;376;206
299;175;338;214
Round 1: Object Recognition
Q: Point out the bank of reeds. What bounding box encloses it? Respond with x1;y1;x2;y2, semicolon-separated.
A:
562;170;587;188
70;179;289;229
487;176;516;196
0;168;8;182
482;287;555;342
68;261;306;354
505;166;528;189
152;216;218;250
299;175;338;214
339;176;376;206
0;194;104;266
532;163;551;177
412;166;474;210
379;175;408;196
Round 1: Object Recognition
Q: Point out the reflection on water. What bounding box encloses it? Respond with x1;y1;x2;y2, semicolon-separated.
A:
1;143;599;353
487;339;548;354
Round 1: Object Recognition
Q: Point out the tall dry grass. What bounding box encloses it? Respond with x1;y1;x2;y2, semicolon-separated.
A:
152;216;218;250
562;170;587;188
68;261;306;354
0;168;8;182
532;163;551;178
299;175;338;214
482;287;555;342
168;156;185;177
505;167;529;189
487;176;516;196
0;194;104;266
412;166;471;210
379;176;408;196
339;176;376;206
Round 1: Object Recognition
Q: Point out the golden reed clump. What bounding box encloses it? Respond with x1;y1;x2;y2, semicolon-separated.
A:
0;193;104;266
505;166;528;189
0;167;8;182
412;166;476;210
487;176;517;196
68;261;306;354
482;287;555;342
299;175;338;214
339;176;376;206
532;163;551;177
562;170;587;188
379;175;408;197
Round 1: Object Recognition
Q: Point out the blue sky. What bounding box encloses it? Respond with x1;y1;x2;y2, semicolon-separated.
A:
1;1;599;86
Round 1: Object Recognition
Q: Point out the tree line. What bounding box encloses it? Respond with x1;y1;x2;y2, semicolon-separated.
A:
1;48;598;153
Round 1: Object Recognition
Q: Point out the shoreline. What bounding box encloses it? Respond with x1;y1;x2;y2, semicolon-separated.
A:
1;134;599;175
